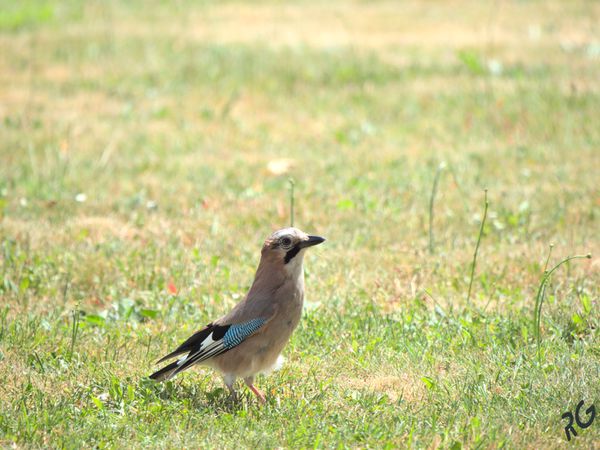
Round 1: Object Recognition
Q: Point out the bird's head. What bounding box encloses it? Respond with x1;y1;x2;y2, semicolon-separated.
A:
261;227;325;275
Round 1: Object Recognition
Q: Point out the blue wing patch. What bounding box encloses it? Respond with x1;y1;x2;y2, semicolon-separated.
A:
151;317;268;380
223;318;266;349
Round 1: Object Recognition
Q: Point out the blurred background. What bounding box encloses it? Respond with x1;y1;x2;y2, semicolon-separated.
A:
0;1;598;447
1;0;597;303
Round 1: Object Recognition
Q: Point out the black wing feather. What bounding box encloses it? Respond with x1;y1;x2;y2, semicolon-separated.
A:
156;323;224;364
148;361;179;381
150;323;232;381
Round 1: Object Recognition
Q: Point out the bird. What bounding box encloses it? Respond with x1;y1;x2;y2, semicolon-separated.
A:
149;227;325;403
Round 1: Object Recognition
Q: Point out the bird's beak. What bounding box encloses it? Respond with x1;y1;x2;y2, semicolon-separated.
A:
300;235;326;248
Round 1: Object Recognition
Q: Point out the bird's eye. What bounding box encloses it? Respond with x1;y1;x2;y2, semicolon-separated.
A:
280;237;292;247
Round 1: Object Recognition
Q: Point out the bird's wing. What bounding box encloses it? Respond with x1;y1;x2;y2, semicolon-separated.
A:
149;317;267;381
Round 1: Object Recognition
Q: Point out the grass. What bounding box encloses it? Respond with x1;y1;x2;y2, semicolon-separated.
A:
533;252;593;357
0;0;599;448
466;189;489;306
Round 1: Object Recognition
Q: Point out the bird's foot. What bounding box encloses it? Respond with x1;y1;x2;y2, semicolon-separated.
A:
247;383;266;404
225;385;239;404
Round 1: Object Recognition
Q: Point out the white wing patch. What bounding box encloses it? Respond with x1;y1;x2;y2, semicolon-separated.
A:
201;334;216;349
177;333;230;367
177;332;219;366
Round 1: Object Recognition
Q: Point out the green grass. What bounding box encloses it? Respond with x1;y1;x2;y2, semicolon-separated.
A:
1;0;599;448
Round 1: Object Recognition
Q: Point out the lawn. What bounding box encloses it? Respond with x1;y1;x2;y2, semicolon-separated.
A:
0;0;599;448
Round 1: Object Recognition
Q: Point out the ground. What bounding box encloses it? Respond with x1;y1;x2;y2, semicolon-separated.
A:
0;0;599;448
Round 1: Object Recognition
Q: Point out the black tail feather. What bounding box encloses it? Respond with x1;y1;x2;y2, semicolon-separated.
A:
149;361;179;382
156;349;187;365
155;324;215;364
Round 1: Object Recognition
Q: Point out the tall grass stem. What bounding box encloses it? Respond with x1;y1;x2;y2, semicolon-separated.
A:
466;189;488;306
428;162;445;254
288;178;295;227
533;252;591;356
69;301;81;360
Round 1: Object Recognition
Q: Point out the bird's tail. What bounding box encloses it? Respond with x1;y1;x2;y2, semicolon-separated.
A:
149;361;179;382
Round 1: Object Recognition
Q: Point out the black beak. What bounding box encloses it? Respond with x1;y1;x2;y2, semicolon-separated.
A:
300;235;326;248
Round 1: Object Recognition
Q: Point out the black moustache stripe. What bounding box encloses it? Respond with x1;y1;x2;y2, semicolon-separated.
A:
284;244;301;264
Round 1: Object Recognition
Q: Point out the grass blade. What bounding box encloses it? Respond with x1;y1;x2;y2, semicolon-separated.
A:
533;252;591;356
466;189;489;306
428;162;445;254
288;178;295;227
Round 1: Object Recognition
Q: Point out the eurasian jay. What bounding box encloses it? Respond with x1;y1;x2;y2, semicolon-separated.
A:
150;227;325;402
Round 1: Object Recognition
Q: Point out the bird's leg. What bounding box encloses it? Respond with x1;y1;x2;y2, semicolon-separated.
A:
223;374;237;401
248;384;266;403
226;385;238;402
244;376;266;404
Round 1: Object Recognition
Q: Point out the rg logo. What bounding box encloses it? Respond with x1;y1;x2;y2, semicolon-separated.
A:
562;400;596;441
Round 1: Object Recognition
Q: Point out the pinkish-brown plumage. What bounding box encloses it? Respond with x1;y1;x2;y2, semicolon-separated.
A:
150;227;325;402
